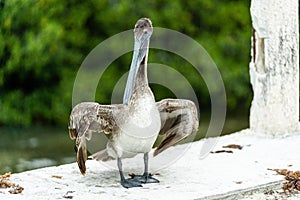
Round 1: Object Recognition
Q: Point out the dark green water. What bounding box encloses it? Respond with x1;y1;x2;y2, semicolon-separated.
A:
0;115;248;174
0;126;75;174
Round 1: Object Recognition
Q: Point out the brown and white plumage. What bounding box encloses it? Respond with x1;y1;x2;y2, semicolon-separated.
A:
68;18;199;188
154;99;198;156
69;102;123;174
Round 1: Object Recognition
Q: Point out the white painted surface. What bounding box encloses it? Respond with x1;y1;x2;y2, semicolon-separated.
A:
249;0;299;134
1;129;300;199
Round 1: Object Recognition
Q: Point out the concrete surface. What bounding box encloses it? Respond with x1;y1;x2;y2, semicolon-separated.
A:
1;129;300;199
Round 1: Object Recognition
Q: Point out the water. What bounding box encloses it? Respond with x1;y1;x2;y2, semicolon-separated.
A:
0;126;75;174
0;115;248;174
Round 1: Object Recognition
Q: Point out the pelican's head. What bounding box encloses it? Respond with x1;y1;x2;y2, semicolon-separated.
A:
134;18;153;43
123;18;153;105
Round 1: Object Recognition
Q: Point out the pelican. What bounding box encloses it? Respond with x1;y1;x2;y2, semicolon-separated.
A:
68;18;199;188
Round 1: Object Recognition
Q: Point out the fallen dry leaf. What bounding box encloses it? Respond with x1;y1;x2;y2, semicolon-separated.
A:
0;172;11;179
0;172;24;194
8;185;24;194
268;168;300;191
0;172;14;189
223;144;243;150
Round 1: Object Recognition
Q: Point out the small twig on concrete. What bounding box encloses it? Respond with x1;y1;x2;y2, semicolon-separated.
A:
210;150;233;154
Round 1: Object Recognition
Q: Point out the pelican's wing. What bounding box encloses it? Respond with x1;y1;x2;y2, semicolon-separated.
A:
68;102;122;175
154;99;199;156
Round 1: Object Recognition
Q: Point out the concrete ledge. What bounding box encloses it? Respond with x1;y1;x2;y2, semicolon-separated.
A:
1;129;300;199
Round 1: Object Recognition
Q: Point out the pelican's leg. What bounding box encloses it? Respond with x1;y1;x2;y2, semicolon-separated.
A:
117;157;142;188
130;153;159;184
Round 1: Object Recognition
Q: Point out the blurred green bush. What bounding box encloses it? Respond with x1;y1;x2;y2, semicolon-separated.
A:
0;0;251;126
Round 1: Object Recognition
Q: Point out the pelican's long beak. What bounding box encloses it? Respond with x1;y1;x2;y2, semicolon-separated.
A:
123;18;153;105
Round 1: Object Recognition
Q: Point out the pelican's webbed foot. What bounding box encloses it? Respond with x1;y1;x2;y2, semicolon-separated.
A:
129;173;160;184
121;178;143;188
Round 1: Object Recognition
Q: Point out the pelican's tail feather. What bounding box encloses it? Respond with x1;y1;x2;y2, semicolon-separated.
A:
77;144;87;175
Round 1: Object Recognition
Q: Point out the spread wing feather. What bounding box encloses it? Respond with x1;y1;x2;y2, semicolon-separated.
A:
68;102;122;174
154;99;199;156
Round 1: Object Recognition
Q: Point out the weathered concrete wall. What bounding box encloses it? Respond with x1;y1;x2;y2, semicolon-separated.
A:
249;0;299;134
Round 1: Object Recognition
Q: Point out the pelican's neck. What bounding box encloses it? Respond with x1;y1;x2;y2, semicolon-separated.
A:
135;49;149;90
123;40;150;105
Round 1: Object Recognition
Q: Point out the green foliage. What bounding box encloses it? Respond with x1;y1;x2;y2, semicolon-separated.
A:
0;0;251;126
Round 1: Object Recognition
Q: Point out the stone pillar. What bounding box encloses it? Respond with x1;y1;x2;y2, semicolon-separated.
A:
249;0;299;134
